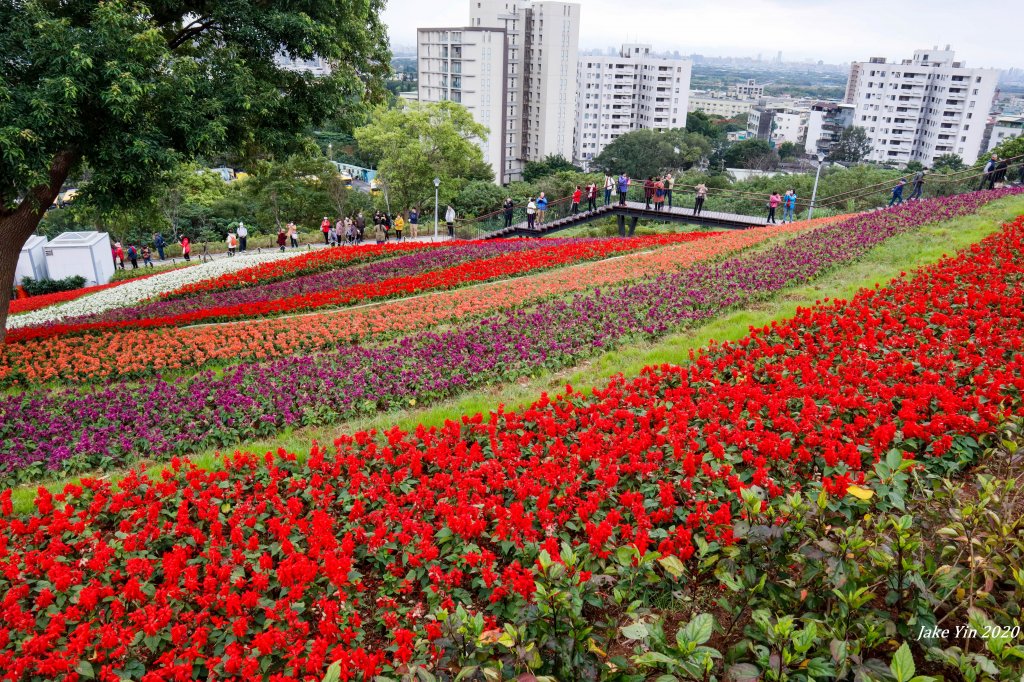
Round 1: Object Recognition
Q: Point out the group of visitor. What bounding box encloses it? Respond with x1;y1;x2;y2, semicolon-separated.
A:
111;242;154;270
978;154;1018;190
765;190;799;224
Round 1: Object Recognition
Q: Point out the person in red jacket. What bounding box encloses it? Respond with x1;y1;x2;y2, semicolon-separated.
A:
571;185;582;214
320;216;331;244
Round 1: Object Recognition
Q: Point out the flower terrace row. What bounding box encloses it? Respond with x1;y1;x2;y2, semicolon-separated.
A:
3;192;1011;480
0;219;829;387
5;233;721;342
3;212;1024;679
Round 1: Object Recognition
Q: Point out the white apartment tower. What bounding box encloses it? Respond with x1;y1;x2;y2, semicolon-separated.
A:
845;47;999;166
574;44;691;169
417;0;580;184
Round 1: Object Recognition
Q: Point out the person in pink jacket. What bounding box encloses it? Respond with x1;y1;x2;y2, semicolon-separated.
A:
767;191;782;224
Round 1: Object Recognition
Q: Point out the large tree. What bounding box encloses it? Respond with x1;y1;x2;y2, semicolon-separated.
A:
354;101;490;214
0;0;389;338
828;126;873;163
592;129;710;179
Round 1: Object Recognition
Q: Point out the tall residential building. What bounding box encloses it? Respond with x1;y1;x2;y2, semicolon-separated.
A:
417;0;580;184
573;44;691;168
729;79;764;99
845;47;999;166
687;94;756;119
803;102;856;157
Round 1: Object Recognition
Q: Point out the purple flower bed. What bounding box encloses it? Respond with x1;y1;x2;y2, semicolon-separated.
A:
2;190;1019;482
59;240;562;325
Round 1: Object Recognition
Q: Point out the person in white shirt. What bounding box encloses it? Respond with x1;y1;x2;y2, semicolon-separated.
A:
445;205;456;239
226;232;238;256
236;222;248;251
526;198;537;230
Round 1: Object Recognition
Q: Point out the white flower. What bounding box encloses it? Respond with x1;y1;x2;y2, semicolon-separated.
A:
8;251;299;329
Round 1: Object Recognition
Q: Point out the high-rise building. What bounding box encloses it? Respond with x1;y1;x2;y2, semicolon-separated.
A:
573;44;691;168
803;102;856;157
273;54;331;77
417;0;580;184
845;47;999;165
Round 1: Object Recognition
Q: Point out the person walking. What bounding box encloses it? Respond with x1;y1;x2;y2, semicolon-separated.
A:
603;174;614;206
112;242;124;270
664;173;675;209
328;224;339;246
226;232;238;256
693;182;708;216
909;169;926;200
277;227;287;251
320;216;331;244
382;212;392;242
127;244;139;269
782;189;797;223
236;222;248;251
536;193;548;225
141;245;153;268
374;221;386;244
586;182;598;212
445;204;456;239
503;197;515;228
766;191;782;224
992;158;1009;188
978;155;997;190
288;221;299;248
889;178;907;206
394;213;405;242
526;197;537;230
409;207;419;238
643;177;655;209
180;235;191;262
355;212;366;242
617;173;630;206
153;233;166;261
571;185;582;214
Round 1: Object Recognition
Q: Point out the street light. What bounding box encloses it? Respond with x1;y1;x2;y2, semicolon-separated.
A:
327;143;333;162
433;177;440;242
807;152;826;220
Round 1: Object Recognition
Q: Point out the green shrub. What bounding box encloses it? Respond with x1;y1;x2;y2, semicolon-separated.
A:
19;275;86;296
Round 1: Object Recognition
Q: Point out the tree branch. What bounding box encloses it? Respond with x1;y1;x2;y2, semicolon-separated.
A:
167;19;218;50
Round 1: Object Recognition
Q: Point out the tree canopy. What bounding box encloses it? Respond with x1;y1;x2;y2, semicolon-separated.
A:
523;154;581;182
723;139;778;170
0;0;390;337
827;126;872;163
354;101;491;213
592;129;711;179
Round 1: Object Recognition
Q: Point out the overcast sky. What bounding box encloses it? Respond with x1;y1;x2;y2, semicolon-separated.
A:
382;0;1023;71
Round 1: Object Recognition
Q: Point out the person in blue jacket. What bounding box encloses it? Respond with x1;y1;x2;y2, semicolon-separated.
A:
153;233;166;260
889;178;907;206
536;192;549;225
782;189;797;223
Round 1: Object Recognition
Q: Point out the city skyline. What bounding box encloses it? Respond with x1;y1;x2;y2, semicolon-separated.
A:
382;0;1024;71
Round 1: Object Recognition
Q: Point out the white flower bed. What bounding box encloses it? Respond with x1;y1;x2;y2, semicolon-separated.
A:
7;250;300;329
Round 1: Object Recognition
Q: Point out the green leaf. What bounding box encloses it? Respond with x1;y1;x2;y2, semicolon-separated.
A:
890;642;915;682
76;661;95;679
620;622;649;640
726;662;760;682
658;554;685;578
322;661;342;682
634;651;677;666
678;613;714;647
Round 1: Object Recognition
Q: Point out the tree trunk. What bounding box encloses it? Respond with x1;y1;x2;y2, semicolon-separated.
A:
0;149;77;342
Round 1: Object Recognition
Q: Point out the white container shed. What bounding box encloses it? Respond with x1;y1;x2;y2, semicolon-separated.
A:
44;231;115;286
15;235;49;285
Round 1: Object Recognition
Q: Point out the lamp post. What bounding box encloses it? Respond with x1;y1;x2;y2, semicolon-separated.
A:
807;152;826;220
327;143;333;162
433;177;440;242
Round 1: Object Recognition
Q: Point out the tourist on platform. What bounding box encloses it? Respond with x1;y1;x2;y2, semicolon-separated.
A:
586;182;598;212
277;228;287;252
571;185;582;214
604;174;615;206
445;204;456;238
664;173;675;208
889;178;907;206
653;178;666;212
526;197;537;230
141;245;153;267
153;233;166;260
643;177;655;209
767;191;782;224
782;189;798;223
394;213;405;242
503;197;515;228
617;173;630;206
693;183;708;216
909;169;926;200
992;158;1010;189
236;222;248;251
320;216;331;244
536;193;548;224
409;207;419;238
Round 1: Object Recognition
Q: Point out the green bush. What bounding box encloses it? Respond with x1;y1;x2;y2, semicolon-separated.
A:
19;275;86;296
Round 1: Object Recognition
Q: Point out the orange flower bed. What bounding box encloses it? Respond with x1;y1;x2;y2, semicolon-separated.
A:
0;218;841;387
